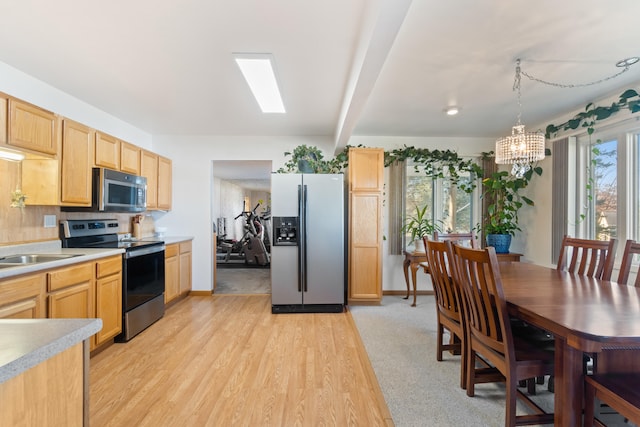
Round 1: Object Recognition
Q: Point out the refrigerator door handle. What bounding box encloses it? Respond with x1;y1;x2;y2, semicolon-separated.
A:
297;184;303;293
302;184;308;292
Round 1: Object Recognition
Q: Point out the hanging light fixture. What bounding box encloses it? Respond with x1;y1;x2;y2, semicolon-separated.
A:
495;59;545;178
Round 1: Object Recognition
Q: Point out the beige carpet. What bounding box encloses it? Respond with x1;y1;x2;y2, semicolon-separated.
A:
350;295;632;427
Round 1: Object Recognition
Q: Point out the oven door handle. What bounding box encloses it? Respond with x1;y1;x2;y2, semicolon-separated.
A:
125;245;166;259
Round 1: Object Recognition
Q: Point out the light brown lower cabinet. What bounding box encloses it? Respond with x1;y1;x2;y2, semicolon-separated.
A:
0;273;46;318
0;256;123;351
0;341;84;427
179;241;192;295
94;256;122;346
47;263;94;317
165;240;192;304
165;244;180;303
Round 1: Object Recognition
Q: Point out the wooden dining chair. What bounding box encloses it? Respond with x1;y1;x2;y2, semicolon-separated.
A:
617;239;640;286
433;231;477;248
584;373;640;426
424;238;467;388
556;235;617;280
449;243;555;426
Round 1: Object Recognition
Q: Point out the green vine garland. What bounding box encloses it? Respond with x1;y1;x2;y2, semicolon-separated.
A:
385;145;483;193
278;144;483;192
545;88;640;138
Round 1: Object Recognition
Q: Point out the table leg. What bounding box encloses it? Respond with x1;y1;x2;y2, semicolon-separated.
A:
410;262;419;307
403;258;411;300
554;338;583;426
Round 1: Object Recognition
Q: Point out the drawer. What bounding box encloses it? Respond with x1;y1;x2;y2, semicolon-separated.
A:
96;256;122;278
165;244;179;258
0;273;45;306
48;263;93;292
179;241;192;253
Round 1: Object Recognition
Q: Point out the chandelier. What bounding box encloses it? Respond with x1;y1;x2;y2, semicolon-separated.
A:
495;59;545;178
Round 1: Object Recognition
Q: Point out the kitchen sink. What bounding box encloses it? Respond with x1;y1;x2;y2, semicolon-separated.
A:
0;254;81;265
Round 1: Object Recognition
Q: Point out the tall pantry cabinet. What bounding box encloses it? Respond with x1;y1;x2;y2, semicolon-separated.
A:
348;147;384;304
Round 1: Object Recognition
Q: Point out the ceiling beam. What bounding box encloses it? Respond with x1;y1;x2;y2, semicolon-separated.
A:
333;0;413;153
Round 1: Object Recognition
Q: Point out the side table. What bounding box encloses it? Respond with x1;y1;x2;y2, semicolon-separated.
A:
403;250;429;307
496;252;522;262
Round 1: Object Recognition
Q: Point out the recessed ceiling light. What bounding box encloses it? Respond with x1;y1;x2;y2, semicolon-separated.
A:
233;53;286;113
444;106;460;116
616;57;640;68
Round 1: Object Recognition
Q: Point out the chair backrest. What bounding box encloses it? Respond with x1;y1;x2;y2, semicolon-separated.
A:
434;231;477;248
617;239;640;286
556;235;617;280
424;238;462;322
448;243;515;364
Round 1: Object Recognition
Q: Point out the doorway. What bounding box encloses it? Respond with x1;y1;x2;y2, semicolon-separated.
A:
211;160;272;294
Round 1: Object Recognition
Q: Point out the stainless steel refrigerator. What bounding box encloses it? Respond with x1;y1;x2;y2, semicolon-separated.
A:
270;173;345;313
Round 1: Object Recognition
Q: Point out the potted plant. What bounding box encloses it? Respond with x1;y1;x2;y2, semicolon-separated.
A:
401;204;440;252
481;169;539;253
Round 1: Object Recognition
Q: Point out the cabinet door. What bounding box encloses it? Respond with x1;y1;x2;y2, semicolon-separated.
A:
141;150;158;209
0;273;46;319
157;156;172;210
48;263;94;321
61;119;94;205
348;147;384;191
95;273;122;345
165;244;179;303
179;247;192;295
48;282;93;319
120;141;140;175
8;99;58;155
95;132;120;169
349;193;383;301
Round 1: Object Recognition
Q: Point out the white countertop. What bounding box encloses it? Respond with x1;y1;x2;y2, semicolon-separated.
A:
161;236;194;245
0;237;192;280
0;318;102;383
0;241;124;280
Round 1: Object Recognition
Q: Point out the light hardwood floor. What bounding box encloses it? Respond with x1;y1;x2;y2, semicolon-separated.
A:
90;295;393;426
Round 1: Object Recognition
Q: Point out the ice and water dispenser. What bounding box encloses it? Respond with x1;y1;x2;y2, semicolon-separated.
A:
272;217;298;246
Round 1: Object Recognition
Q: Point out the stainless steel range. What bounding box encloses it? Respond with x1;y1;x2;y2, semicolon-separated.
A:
60;219;165;342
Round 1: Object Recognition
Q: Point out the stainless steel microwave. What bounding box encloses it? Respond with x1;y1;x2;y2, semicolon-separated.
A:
62;168;146;213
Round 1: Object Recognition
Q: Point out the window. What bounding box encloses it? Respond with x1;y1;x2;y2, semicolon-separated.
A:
401;161;478;248
571;122;640;251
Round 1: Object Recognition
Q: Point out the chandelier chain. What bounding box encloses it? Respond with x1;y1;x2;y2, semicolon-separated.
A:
519;62;631;89
513;59;523;125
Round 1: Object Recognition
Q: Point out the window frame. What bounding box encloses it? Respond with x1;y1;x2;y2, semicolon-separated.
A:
395;158;482;251
571;122;640;258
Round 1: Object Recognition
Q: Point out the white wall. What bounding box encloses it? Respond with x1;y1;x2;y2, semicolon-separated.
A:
151;135;334;292
0;61;152;148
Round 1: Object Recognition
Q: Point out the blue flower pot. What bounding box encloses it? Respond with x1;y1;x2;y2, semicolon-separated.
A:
486;234;512;254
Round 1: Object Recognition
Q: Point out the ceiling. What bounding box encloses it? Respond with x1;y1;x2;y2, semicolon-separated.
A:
2;1;640;182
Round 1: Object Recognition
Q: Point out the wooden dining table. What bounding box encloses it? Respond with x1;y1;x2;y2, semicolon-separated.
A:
498;261;640;426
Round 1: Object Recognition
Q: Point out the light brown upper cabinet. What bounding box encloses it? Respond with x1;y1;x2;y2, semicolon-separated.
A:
7;98;58;156
157;156;172;210
60;119;94;206
0;95;7;145
120;141;140;175
95;132;120;170
141;150;158;210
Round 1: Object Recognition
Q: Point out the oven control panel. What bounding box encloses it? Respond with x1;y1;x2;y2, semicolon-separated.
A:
60;219;119;238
